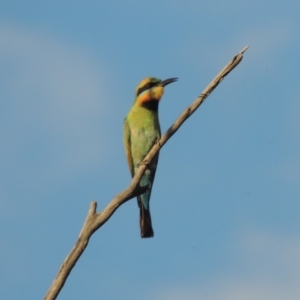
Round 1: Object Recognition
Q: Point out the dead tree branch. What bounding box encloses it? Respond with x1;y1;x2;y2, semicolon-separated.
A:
44;46;248;300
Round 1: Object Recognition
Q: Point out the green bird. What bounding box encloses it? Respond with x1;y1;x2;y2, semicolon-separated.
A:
123;77;178;238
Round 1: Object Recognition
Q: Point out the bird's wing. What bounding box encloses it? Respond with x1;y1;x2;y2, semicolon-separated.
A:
123;118;134;177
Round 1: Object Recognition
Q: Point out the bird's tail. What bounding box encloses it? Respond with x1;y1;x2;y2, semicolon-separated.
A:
139;200;154;238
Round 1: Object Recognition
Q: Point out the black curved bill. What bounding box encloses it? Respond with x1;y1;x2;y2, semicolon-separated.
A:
159;77;178;87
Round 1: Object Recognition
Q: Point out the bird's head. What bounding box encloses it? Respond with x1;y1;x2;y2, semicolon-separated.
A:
135;77;178;107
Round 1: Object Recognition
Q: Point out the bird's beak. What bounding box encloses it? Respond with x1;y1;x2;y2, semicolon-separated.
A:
159;77;178;87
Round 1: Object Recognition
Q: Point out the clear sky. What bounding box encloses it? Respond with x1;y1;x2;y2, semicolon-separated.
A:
1;1;299;299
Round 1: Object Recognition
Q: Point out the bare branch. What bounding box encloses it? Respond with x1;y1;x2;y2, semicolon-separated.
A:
44;46;248;300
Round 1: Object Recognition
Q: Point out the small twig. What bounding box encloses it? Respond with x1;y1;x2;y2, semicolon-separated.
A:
44;46;248;300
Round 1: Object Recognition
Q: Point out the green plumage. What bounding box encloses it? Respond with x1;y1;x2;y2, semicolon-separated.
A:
123;77;177;238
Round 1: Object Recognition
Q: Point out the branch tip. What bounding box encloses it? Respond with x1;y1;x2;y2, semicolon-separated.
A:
89;201;97;215
240;46;249;54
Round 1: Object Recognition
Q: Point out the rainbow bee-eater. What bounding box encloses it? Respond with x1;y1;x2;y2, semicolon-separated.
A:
123;77;178;238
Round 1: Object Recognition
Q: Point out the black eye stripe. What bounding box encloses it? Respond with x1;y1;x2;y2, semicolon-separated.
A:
137;82;159;96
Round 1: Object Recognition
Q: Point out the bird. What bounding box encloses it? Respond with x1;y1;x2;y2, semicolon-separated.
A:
123;77;178;238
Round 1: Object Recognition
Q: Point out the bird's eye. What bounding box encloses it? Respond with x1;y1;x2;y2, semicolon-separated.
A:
137;82;155;96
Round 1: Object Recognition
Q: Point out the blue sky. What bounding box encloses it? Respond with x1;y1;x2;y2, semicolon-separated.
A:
1;1;300;299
